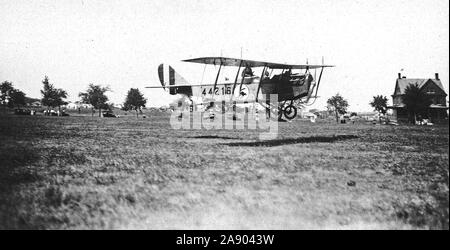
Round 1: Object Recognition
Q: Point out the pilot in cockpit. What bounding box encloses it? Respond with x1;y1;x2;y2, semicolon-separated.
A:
285;68;292;76
281;68;292;80
242;65;254;77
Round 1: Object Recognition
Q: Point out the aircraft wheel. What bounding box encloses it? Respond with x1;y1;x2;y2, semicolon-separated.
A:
283;105;297;120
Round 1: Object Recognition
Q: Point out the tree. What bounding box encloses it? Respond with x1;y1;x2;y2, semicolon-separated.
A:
40;76;68;111
370;95;388;114
123;88;147;117
79;84;110;117
327;93;349;123
370;95;388;124
0;81;14;108
8;88;26;108
402;83;432;124
1;81;27;109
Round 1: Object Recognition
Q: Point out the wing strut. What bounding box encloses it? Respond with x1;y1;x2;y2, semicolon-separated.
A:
200;64;207;85
305;66;324;106
315;66;324;97
209;61;223;107
255;65;267;103
229;60;243;103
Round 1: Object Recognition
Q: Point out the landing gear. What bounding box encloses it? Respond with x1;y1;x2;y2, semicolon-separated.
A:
278;106;283;120
283;105;297;120
264;100;299;121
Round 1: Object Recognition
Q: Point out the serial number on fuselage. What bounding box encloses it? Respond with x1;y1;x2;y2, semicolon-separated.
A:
201;86;232;96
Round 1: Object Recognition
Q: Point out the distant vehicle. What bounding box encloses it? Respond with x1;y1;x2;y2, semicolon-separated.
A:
14;108;31;115
417;119;433;126
43;110;56;116
349;113;358;122
102;111;118;117
339;114;348;124
387;120;399;126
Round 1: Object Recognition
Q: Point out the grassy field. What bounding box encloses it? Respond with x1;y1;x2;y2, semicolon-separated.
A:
0;111;448;229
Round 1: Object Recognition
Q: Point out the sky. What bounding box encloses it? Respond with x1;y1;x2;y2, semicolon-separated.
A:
1;0;448;112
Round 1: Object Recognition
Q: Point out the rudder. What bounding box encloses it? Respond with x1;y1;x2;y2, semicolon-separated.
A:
157;64;192;96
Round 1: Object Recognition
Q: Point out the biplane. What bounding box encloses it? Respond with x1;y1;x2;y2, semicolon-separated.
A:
146;57;334;120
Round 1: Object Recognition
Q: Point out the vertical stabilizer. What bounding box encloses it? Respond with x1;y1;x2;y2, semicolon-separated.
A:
157;64;192;96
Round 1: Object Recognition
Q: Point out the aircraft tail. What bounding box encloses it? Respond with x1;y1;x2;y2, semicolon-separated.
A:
157;64;192;96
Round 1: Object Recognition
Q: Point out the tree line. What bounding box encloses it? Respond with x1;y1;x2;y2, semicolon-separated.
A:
1;76;434;122
1;76;147;117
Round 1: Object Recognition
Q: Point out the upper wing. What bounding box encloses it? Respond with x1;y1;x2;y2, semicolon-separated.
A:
182;57;334;69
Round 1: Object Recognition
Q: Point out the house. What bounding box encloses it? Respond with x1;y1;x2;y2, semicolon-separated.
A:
114;104;123;109
24;97;41;107
65;102;79;109
389;73;448;123
29;101;42;107
65;101;93;109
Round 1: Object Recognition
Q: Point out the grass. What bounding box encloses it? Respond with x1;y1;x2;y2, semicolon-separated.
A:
0;111;448;229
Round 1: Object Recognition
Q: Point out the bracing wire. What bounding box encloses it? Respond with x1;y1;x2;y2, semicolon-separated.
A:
200;64;207;85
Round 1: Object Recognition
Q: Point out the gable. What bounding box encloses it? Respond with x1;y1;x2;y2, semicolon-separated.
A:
420;80;447;96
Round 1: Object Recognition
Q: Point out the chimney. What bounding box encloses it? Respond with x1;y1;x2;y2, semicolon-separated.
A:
398;73;401;79
435;73;439;80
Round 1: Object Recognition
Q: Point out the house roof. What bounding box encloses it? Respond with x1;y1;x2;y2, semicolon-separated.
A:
395;78;446;95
